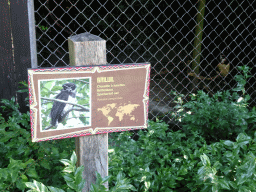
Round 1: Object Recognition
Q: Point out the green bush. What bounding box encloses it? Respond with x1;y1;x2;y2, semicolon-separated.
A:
109;120;205;191
108;66;256;191
0;82;135;192
174;89;254;142
25;151;136;192
109;120;256;191
0;96;75;191
196;132;256;191
172;65;256;142
2;65;256;191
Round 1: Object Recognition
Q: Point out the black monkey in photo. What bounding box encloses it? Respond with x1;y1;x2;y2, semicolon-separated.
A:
50;83;77;128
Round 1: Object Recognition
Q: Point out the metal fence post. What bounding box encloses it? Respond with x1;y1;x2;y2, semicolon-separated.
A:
27;0;38;68
68;32;108;191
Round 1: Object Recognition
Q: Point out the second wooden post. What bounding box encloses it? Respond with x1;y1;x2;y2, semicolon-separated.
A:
68;32;108;192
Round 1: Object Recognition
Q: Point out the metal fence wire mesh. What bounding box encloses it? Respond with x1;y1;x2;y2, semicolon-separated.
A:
34;0;256;130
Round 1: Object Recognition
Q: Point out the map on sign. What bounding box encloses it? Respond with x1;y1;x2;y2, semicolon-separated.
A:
97;102;140;125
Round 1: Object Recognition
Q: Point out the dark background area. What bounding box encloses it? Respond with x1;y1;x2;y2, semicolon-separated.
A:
1;0;256;121
34;0;256;106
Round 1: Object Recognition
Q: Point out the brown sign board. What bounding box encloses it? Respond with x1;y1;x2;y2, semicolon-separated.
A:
28;63;150;142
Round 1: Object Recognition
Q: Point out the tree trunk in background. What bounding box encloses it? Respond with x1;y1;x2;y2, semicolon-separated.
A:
191;0;206;92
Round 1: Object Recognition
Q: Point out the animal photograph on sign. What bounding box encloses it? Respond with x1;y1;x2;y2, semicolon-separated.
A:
39;78;91;131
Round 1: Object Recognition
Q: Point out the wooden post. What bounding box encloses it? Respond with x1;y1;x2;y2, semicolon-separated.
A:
68;32;108;191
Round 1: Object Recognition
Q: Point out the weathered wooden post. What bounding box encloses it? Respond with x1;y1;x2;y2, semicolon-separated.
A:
68;32;108;191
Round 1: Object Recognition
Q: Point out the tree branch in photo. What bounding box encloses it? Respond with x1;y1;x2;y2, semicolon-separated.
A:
41;97;90;112
42;97;90;131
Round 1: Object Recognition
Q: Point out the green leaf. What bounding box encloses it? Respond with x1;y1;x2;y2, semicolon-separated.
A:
44;81;53;90
236;133;251;143
228;181;237;189
63;175;74;182
238;185;252;192
223;151;233;158
51;85;62;92
25;180;49;192
95;172;103;185
21;174;28;182
51;147;59;158
70;151;77;166
9;169;19;183
212;185;218;192
48;186;65;192
63;166;75;173
116;172;124;181
40;160;51;170
77;179;86;192
118;184;137;190
25;182;36;189
75;166;84;176
218;178;230;190
26;167;39;179
38;182;49;192
16;177;26;191
200;154;211;166
66;180;76;190
223;140;234;147
198;185;210;192
237;174;248;185
90;183;99;192
75;166;84;187
101;175;111;184
60;159;71;166
16;89;28;93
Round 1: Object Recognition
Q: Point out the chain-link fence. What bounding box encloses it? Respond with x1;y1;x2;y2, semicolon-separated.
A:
34;0;256;129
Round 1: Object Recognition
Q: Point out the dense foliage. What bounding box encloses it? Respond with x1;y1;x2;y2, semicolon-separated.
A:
172;65;255;143
1;66;256;191
25;151;135;192
109;120;256;191
0;95;75;191
108;66;256;191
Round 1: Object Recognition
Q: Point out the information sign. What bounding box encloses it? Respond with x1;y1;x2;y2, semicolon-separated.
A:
28;63;150;142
